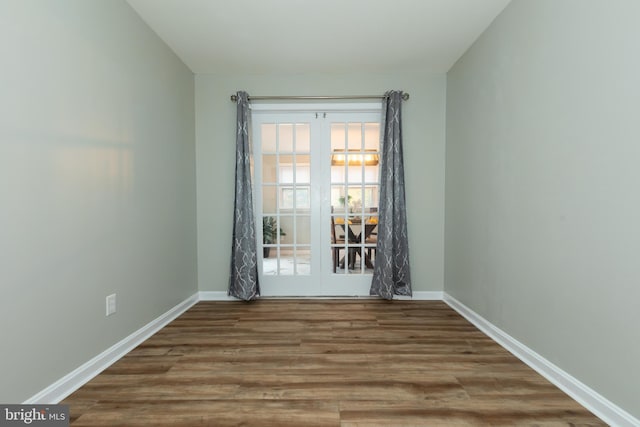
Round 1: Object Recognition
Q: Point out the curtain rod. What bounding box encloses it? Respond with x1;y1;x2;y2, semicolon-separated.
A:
229;93;409;102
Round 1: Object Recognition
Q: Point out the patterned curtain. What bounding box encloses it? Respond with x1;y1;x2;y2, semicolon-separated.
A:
370;91;412;299
228;91;259;301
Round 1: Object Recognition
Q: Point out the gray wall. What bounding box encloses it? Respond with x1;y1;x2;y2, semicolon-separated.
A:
0;1;197;402
196;73;446;293
445;0;640;419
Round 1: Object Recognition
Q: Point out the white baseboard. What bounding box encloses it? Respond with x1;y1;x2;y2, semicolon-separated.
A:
408;291;443;300
199;290;443;300
443;293;639;427
198;291;241;301
24;293;200;404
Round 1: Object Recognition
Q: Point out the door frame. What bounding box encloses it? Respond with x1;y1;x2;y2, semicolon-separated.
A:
251;102;382;296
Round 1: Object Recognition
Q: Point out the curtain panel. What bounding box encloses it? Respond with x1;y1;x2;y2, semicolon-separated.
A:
370;90;413;299
228;91;260;301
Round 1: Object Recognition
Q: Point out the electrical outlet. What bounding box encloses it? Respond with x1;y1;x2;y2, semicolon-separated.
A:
106;294;117;316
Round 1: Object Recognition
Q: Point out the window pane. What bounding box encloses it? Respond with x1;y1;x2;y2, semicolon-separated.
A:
262;124;277;152
262;216;279;247
295;247;311;275
262;185;277;213
262;155;277;183
331;185;347;211
280;166;294;184
279;246;293;275
281;187;310;209
280;188;294;209
347;165;364;183
295;155;310;183
296;167;310;184
279;216;293;244
262;255;277;275
347;123;362;150
364;123;380;151
279;155;294;184
331;123;346;151
347;187;363;212
332;186;362;213
279;124;293;152
364;188;379;209
296;215;311;244
295;124;310;153
331;165;345;184
295;187;310;209
364;165;378;183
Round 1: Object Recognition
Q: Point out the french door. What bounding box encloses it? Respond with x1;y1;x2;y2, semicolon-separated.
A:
253;104;381;296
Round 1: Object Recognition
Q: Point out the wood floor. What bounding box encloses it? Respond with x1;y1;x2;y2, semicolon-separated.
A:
63;300;605;426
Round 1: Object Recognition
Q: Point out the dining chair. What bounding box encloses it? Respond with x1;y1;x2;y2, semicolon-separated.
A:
365;207;378;267
330;207;346;273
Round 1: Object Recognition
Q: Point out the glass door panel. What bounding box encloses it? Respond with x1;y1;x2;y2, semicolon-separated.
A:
329;120;380;276
264;124;310;276
254;113;319;295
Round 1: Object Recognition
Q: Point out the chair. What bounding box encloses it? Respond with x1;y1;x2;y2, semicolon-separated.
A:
330;209;346;273
365;207;378;267
365;232;377;266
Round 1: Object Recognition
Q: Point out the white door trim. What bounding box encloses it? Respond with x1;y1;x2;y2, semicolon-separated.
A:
252;103;382;297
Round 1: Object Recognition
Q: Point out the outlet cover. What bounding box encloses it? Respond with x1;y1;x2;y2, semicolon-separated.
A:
106;294;116;316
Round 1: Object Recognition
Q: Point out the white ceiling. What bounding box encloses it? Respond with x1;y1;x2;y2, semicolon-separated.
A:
126;0;511;74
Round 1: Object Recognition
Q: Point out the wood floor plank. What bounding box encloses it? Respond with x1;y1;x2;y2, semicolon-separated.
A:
340;399;606;426
71;400;340;427
62;300;606;426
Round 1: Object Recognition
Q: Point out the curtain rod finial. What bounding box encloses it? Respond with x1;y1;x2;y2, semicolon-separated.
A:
230;94;238;102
